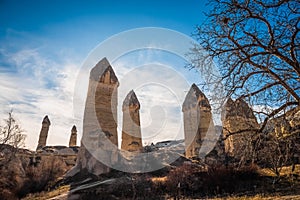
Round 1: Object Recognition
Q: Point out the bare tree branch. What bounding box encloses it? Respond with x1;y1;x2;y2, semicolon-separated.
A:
190;0;300;131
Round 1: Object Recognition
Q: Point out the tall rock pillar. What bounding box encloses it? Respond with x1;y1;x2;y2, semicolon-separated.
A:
36;115;51;150
69;125;77;147
222;98;259;161
182;84;214;158
121;90;143;152
94;58;119;148
67;57;119;177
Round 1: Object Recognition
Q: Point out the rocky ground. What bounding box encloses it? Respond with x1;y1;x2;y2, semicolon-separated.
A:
20;164;300;200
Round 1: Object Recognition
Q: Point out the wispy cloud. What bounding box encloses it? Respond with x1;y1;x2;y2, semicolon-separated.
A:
0;46;209;150
113;49;192;146
0;48;81;150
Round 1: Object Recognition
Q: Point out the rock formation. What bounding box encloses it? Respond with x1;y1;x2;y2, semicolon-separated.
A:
36;115;51;150
67;57;119;177
204;126;226;165
182;84;214;158
222;98;259;160
121;90;143;152
268;106;300;137
69;125;77;147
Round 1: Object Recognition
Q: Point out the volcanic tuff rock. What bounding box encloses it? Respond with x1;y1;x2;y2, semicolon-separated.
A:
266;106;300;137
182;84;214;158
36;115;51;150
121;90;143;152
67;57;119;177
222;98;259;160
69;125;77;147
261;106;300;165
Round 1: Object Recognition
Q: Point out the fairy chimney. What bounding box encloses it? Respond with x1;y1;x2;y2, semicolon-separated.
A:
69;125;77;147
36;115;51;150
67;57;119;177
121;90;142;152
182;84;214;158
222;98;259;160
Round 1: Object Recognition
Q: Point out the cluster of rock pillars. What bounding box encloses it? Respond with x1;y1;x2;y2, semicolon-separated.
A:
36;57;259;176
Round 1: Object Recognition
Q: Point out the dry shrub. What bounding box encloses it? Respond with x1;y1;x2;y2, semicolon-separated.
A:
18;156;67;197
165;163;201;197
0;156;26;200
165;163;260;198
0;189;16;200
110;175;161;199
76;175;163;200
203;164;260;194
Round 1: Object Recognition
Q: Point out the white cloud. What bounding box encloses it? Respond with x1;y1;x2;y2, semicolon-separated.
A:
0;46;218;150
0;48;81;150
112;50;192;146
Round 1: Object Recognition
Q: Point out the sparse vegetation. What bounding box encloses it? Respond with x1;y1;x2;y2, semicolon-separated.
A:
21;185;70;200
20;164;300;199
0;110;26;171
165;163;261;198
0;110;26;149
19;156;68;197
0;154;68;200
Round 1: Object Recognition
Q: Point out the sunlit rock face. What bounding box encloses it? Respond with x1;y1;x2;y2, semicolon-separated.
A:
36;115;51;150
69;125;78;147
67;57;119;177
268;106;300;137
182;84;214;158
222;98;259;160
121;90;143;152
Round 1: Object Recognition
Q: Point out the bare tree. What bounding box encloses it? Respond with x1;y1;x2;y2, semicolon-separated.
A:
0;109;26;168
0;110;25;149
255;131;298;182
190;0;300;132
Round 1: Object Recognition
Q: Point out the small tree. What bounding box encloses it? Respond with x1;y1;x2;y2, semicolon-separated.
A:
0;110;25;149
0;110;26;168
255;132;297;183
0;110;26;199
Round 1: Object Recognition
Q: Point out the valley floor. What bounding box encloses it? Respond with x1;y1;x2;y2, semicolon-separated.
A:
22;165;300;200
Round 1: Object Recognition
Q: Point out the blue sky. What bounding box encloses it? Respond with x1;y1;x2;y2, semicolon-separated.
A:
0;0;207;56
0;0;212;150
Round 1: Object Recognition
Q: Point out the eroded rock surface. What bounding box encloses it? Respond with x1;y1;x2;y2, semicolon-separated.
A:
121;90;143;152
36;116;51;150
222;98;259;161
67;57;119;177
182;84;214;158
69;125;78;147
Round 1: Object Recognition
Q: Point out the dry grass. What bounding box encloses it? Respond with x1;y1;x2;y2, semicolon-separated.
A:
259;164;300;177
21;185;70;200
151;176;167;183
21;165;300;200
280;165;300;175
207;194;300;200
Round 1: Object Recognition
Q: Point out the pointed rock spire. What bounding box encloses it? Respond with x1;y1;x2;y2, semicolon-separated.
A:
67;57;119;177
122;90;140;111
182;84;214;158
222;97;256;119
90;57;118;84
182;83;211;111
69;125;77;147
224;97;234;107
42;115;51;125
236;98;256;118
71;125;77;132
36;115;51;150
222;97;259;159
121;90;142;152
